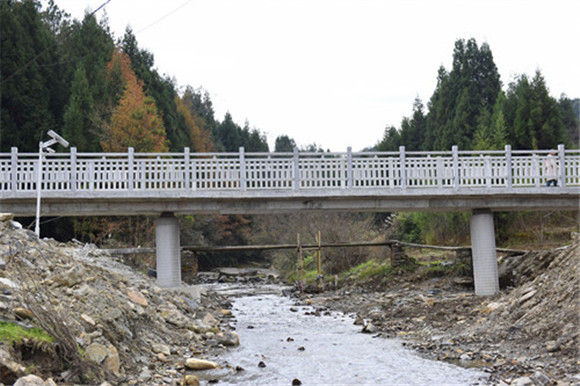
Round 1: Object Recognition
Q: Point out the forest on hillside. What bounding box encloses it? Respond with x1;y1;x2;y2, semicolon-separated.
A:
1;0;578;271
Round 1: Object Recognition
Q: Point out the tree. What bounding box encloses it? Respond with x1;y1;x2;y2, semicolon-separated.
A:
504;71;569;149
400;97;426;150
101;48;168;152
175;96;213;152
376;126;401;151
121;28;189;151
558;95;579;148
0;0;59;151
423;39;501;150
274;135;297;152
62;65;95;151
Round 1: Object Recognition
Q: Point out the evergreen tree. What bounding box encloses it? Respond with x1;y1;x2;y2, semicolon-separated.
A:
62;65;95;151
274;135;296;152
376;126;401;151
424;39;501;150
0;0;59;151
558;95;579;147
505;71;569;149
217;112;242;151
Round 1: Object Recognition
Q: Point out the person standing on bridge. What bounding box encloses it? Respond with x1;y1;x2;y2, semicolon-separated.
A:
544;151;558;187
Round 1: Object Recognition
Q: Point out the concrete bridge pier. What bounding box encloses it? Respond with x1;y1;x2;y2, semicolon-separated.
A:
155;212;181;287
470;209;499;296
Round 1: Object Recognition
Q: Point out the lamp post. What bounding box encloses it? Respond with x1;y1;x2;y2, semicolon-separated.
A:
35;130;69;237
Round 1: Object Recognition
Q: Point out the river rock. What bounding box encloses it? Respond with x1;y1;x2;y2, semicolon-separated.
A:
13;307;34;320
127;289;148;307
181;374;200;386
152;343;171;356
510;376;533;386
86;343;108;364
184;358;217;370
13;374;45;386
216;331;240;346
103;345;121;376
51;265;85;287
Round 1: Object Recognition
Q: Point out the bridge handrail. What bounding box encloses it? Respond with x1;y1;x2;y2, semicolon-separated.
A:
1;145;579;193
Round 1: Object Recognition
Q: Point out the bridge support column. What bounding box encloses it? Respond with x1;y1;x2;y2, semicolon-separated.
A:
155;212;181;287
470;209;499;296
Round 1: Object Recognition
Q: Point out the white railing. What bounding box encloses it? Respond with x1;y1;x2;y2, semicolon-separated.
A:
1;145;579;194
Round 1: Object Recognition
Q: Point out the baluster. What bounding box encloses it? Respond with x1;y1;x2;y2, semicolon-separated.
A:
558;144;566;188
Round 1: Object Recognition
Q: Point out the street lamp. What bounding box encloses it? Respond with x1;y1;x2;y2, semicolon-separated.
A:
35;130;69;237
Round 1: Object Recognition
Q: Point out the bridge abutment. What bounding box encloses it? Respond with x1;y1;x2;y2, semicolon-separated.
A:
470;209;499;296
155;212;181;287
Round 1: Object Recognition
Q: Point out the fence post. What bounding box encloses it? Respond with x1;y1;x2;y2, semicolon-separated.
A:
558;144;566;188
239;147;246;191
346;147;353;189
10;147;18;192
399;146;406;189
293;147;300;190
505;145;512;188
70;147;77;192
128;147;134;191
452;145;459;188
184;147;190;190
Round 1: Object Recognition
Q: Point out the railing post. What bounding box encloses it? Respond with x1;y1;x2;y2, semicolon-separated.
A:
532;153;540;187
505;145;512;188
293;147;299;190
184;147;191;190
10;147;18;192
346;147;353;189
128;147;134;191
436;157;443;188
70;147;77;192
239;147;246;191
399;146;406;189
452;145;459;188
558;144;566;188
484;156;491;188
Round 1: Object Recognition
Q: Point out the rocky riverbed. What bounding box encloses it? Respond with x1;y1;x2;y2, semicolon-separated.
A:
1;211;578;386
299;234;579;386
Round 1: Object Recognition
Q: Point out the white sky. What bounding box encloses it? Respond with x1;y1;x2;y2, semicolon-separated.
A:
51;0;580;152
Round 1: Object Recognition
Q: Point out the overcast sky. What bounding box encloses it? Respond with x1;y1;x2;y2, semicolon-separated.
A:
52;0;580;152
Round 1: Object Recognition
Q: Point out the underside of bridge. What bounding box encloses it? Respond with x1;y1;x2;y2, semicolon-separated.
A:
153;209;503;296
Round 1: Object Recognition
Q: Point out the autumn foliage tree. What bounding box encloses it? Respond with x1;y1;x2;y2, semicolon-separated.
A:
101;48;168;152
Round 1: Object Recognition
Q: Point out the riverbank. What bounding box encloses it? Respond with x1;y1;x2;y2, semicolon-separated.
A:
0;216;237;385
298;236;579;385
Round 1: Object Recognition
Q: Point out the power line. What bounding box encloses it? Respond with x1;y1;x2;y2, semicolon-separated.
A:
136;0;192;34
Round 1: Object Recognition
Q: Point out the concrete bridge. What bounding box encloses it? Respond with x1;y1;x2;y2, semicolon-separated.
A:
1;144;579;295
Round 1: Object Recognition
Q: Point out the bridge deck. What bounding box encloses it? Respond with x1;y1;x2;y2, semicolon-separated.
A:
1;145;579;216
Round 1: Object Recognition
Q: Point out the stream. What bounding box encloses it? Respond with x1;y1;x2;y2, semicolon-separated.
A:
200;284;487;385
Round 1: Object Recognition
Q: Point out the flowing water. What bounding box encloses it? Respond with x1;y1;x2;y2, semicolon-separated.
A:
201;285;487;385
